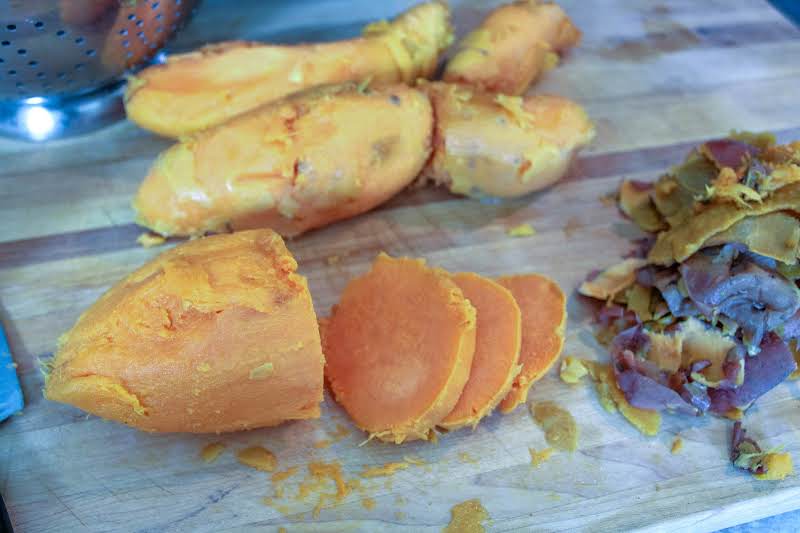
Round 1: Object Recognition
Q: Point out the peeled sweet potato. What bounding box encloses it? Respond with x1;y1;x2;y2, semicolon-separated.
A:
497;274;567;413
323;254;477;443
442;0;581;95
133;82;433;238
440;272;522;430
44;229;324;433
421;81;595;198
125;1;453;137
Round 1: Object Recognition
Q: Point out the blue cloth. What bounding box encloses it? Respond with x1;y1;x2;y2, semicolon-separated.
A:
769;0;800;27
0;323;23;422
720;508;800;532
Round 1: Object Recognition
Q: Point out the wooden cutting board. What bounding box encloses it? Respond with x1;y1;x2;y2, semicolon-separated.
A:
2;0;800;531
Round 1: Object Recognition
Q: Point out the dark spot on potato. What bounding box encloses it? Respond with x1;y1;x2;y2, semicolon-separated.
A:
371;137;398;165
389;94;401;105
517;158;532;178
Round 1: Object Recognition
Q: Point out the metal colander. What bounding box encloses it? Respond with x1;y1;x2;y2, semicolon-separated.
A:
0;0;198;141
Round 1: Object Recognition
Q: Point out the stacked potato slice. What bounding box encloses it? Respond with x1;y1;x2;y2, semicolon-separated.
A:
323;254;566;443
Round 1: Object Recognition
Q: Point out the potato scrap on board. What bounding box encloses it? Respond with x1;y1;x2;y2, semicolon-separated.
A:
444;499;490;533
530;401;578;452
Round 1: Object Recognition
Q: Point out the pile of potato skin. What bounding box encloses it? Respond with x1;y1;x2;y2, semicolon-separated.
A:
45;1;585;439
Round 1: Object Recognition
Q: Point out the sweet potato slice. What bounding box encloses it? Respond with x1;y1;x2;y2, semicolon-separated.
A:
496;274;567;412
440;273;522;430
421;81;595;198
442;0;581;95
44;229;324;433
125;1;453;137
133;82;433;238
323;254;477;443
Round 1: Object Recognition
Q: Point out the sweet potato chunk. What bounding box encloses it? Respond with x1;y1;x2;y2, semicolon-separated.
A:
421;82;594;198
497;274;567;412
133;82;433;238
440;273;522;430
323;254;477;443
125;1;453;137
442;0;581;95
44;230;324;433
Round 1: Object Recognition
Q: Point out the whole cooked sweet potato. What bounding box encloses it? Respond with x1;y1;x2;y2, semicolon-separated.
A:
442;0;581;95
44;229;324;433
421;81;595;198
125;1;452;137
134;82;433;238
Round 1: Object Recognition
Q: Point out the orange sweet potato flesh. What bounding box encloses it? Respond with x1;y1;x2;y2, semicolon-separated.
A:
133;82;432;238
496;274;567;413
440;273;522;430
442;0;581;95
421;81;595;198
44;229;324;433
125;1;453;137
323;254;477;443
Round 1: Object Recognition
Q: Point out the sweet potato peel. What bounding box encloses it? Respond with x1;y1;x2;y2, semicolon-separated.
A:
496;274;567;413
322;254;477;443
648;182;800;265
440;273;522;430
44;229;324;433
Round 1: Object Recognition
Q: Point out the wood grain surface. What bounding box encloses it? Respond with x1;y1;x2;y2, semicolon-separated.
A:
2;0;800;531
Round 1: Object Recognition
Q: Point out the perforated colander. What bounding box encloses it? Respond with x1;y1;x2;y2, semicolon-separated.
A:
0;0;198;141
